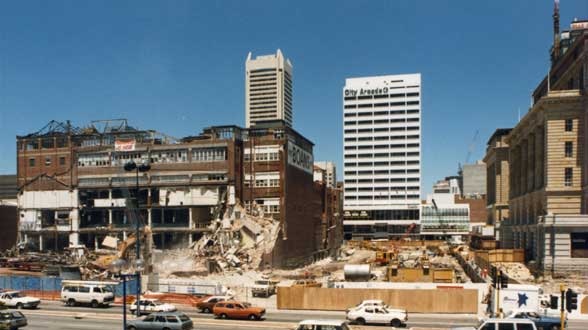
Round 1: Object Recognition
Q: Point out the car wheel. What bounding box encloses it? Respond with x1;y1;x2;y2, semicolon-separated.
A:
391;318;401;328
163;328;171;330
127;326;136;330
67;299;76;307
15;303;23;309
91;300;99;308
203;307;210;313
550;325;560;330
248;314;257;321
355;318;366;325
220;313;228;319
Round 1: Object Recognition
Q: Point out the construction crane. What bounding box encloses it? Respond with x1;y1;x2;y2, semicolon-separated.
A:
458;130;479;175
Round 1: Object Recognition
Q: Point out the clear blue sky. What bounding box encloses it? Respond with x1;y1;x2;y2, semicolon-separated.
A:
1;0;586;195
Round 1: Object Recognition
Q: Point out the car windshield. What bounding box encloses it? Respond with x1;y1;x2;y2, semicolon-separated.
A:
102;286;114;293
255;281;269;285
9;292;22;298
178;314;190;322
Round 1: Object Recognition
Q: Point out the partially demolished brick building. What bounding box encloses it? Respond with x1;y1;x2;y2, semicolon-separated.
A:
16;119;343;268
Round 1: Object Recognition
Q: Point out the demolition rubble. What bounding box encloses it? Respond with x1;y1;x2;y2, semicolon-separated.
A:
0;202;282;281
152;204;281;278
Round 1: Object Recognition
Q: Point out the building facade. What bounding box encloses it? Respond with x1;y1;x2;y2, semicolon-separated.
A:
484;128;512;239
342;74;422;239
461;161;487;197
16;119;332;268
421;192;470;240
499;7;588;274
314;161;337;188
245;50;293;128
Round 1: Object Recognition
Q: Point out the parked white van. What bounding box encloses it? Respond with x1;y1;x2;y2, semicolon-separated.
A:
60;280;117;308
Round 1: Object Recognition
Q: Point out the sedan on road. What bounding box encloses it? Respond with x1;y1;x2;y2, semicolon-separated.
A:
126;312;193;330
129;299;177;315
506;310;564;330
0;311;27;330
346;305;407;327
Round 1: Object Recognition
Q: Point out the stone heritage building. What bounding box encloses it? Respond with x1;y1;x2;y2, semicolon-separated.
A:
484;128;512;239
496;6;588;274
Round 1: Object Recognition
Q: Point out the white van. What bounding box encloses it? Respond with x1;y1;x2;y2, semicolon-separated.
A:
60;280;117;308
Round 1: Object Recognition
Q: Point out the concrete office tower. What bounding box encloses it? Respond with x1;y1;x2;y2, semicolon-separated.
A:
462;161;487;197
314;161;337;188
342;74;422;239
245;49;293;128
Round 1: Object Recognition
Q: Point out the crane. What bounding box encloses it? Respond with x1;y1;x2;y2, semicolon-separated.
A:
458;130;479;175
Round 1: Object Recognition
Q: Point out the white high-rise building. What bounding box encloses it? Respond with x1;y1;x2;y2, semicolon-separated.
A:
342;74;422;239
314;161;337;188
245;49;293;128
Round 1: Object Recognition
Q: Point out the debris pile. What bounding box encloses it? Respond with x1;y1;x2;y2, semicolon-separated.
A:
153;203;281;278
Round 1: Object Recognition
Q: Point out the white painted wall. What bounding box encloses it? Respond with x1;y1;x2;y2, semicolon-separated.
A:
18;190;78;209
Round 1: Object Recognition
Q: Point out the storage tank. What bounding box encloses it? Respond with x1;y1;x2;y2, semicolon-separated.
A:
344;264;371;282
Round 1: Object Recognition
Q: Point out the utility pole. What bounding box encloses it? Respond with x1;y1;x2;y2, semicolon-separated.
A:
560;284;565;330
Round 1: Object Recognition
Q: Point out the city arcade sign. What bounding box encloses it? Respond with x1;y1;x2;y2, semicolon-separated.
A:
287;142;313;174
344;87;389;97
114;138;136;152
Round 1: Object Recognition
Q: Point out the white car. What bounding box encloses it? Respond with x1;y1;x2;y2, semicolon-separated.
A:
0;291;40;309
346;299;387;313
452;318;537;330
295;319;351;330
346;305;407;327
129;299;177;315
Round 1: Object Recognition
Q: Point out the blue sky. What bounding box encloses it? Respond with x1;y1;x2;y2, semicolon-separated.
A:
1;0;586;195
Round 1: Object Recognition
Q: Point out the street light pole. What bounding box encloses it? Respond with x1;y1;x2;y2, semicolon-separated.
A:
124;160;150;318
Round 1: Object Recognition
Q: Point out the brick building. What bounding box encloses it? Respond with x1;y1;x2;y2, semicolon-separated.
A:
16;119;335;268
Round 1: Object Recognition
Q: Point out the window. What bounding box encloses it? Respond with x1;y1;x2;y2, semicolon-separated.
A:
45;157;52;166
29;158;36;167
59;157;66;165
517;324;534;330
565;141;573;157
565;119;573;131
565;168;573;187
479;322;495;330
166;316;179;323
497;323;514;330
93;287;102;293
571;232;588;258
79;286;90;293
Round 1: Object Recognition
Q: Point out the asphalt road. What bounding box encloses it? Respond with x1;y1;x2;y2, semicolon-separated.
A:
9;301;588;330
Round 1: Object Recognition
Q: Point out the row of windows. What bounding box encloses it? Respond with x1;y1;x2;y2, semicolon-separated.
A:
344;209;420;221
344;92;419;101
345;186;420;192
344;109;419;117
345;160;420;167
344;135;420;144
344;118;419;125
345;169;420;175
345;195;420;200
344;126;419;134
244;178;280;188
244;201;280;214
76;148;228;167
28;156;67;167
344;100;419;109
344;178;419;184
244;152;280;162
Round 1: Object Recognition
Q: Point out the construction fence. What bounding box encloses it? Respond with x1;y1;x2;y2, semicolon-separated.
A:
0;275;137;300
277;286;479;313
474;249;525;272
